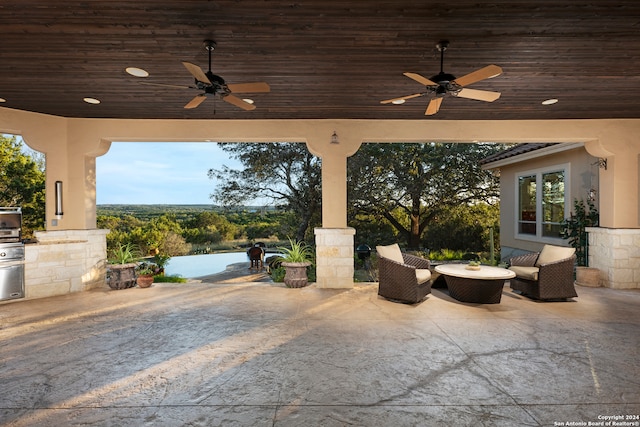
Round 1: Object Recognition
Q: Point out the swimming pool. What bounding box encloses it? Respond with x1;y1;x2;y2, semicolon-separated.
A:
164;251;279;278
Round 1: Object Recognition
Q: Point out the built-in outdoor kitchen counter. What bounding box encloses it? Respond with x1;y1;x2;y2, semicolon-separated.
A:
0;229;110;303
0;207;24;302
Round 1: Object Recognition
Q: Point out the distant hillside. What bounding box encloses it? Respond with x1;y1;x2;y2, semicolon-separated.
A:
97;204;280;221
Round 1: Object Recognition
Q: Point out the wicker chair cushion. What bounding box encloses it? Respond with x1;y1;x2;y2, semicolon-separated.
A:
376;244;404;264
509;265;539;281
416;268;432;284
536;245;576;266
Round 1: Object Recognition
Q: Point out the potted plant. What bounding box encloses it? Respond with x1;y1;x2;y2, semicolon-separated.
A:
135;261;159;288
278;238;313;288
152;253;171;276
560;198;600;287
107;243;139;290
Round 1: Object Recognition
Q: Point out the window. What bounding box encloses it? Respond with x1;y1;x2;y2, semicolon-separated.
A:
516;165;568;241
518;175;536;235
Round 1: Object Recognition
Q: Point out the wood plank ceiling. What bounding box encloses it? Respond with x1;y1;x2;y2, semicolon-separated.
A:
0;1;639;120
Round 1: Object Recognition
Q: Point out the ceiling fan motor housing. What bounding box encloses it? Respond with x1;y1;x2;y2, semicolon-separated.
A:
429;72;461;96
198;72;230;95
431;71;456;84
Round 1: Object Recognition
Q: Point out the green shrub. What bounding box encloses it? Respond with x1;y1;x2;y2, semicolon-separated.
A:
429;249;467;261
560;198;599;266
152;275;187;283
270;266;286;282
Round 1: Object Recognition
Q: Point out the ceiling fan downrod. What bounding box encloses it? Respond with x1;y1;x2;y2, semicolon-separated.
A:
436;40;449;74
432;40;456;86
203;39;216;73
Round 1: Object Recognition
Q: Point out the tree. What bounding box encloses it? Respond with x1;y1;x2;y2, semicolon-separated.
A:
0;135;45;237
348;142;504;250
182;211;241;244
208;143;322;242
423;203;500;252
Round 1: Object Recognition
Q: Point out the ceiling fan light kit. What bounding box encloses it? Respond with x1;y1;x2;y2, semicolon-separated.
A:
381;40;502;116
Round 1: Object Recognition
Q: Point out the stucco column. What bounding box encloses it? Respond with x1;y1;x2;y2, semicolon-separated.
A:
319;152;348;227
45;131;109;230
305;129;362;228
585;132;640;228
584;134;640;289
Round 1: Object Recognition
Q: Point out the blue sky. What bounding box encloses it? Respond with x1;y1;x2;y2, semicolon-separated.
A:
96;142;242;205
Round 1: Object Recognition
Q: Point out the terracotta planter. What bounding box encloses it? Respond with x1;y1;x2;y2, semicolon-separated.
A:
107;263;138;290
575;266;601;287
282;262;311;288
136;274;154;288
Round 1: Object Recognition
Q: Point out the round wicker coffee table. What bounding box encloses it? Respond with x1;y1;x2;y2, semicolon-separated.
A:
434;264;516;304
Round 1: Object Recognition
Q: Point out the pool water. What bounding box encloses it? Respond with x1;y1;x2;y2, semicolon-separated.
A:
164;251;280;278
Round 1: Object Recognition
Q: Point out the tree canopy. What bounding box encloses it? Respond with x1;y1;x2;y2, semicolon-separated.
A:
0;135;45;236
348;142;503;249
208;141;505;250
208;142;322;242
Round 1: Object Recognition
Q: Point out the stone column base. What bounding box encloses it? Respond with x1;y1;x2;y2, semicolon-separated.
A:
314;227;355;288
587;227;640;289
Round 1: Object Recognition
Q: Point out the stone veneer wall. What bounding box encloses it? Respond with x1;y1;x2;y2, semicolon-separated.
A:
314;227;355;288
22;229;109;300
587;227;640;289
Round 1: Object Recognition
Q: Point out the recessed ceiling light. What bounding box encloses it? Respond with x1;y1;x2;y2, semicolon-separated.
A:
125;67;149;77
542;98;558;105
0;97;6;103
242;98;254;104
83;97;101;105
391;99;406;105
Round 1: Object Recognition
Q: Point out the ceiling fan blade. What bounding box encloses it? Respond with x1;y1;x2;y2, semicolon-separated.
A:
425;97;443;115
223;94;256;111
452;64;502;87
456;88;501;102
182;61;212;85
380;93;424;104
227;82;271;93
184;94;207;109
403;72;437;86
139;81;196;90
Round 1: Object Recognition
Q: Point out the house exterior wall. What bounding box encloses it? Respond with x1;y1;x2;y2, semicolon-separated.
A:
498;146;598;260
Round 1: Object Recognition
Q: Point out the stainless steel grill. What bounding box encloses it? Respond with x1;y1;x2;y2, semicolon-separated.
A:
0;207;25;301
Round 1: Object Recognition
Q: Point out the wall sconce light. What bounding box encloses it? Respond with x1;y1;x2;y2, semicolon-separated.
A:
596;158;607;170
54;180;64;217
331;131;339;144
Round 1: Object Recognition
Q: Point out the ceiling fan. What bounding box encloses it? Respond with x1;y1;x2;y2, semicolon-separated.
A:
381;40;502;115
141;40;270;111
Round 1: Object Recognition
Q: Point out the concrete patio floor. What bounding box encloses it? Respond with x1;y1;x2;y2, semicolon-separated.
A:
1;276;639;426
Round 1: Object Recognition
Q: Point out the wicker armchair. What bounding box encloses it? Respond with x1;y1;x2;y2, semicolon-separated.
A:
509;244;577;300
376;244;432;304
